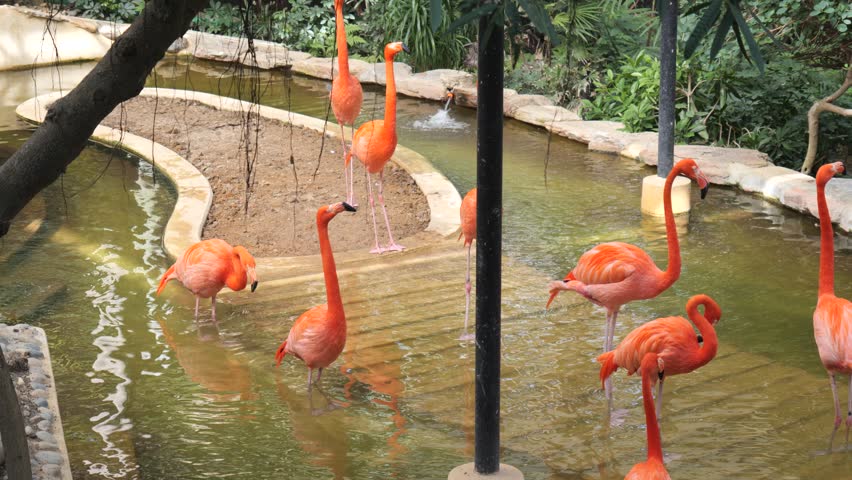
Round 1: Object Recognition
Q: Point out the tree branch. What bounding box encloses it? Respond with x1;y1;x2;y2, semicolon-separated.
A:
801;57;852;174
0;0;210;238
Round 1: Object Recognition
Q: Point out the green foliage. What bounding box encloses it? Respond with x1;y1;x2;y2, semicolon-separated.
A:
194;1;242;37
62;0;144;22
372;0;471;70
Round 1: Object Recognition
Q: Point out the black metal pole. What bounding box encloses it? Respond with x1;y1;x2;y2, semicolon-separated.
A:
657;0;677;178
475;0;503;474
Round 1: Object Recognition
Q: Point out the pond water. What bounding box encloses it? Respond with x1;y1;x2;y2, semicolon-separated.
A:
2;58;852;479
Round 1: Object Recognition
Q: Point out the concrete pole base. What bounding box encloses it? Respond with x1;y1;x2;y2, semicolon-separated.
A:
448;463;524;480
640;174;691;216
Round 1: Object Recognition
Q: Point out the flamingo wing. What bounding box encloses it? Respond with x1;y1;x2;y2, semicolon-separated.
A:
286;304;346;369
571;242;655;285
814;296;852;373
614;316;696;375
174;239;233;296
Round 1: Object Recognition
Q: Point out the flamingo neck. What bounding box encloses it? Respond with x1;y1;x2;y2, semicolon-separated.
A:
660;164;682;289
225;252;248;291
687;300;718;366
383;53;397;132
318;220;344;319
642;366;664;463
817;178;835;297
335;4;350;79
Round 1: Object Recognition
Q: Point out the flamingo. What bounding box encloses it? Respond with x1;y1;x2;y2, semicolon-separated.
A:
598;294;721;418
346;41;409;253
331;0;363;205
275;202;357;389
547;158;710;401
459;188;476;340
157;239;258;323
624;352;671;480
812;161;852;449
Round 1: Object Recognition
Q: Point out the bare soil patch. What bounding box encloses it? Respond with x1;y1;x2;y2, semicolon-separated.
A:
103;97;430;257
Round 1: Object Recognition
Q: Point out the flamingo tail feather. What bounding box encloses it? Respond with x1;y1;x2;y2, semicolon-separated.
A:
597;351;618;390
275;341;288;367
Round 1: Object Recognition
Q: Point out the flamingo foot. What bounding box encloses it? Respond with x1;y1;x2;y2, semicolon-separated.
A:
370;245;386;254
459;332;475;341
385;242;406;252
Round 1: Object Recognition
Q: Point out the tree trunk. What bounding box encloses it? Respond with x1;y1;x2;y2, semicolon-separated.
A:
657;0;678;178
0;0;210;238
801;57;852;175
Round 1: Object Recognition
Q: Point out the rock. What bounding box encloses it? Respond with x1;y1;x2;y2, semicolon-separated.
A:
504;93;553;116
673;145;771;185
35;431;55;443
41;464;61;478
355;61;413;86
97;23;129;40
452;85;477;108
397;69;474;101
25;426;34;437
511;105;580;128
34;450;63;465
167;37;189;53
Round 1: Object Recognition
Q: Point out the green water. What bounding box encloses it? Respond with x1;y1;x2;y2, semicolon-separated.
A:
1;58;851;478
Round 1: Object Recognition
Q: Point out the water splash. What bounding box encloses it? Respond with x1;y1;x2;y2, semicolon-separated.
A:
412;109;467;131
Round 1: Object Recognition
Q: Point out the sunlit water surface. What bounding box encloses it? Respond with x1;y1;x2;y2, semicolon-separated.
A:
1;58;851;478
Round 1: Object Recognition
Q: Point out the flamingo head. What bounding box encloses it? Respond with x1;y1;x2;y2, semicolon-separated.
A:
546;280;567;309
385;42;410;60
816;161;845;185
318;202;357;224
687;293;722;326
234;246;258;292
675;158;710;199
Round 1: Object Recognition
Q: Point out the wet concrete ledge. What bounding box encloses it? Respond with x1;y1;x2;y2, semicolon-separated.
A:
4;5;851;232
0;324;72;480
16;89;462;264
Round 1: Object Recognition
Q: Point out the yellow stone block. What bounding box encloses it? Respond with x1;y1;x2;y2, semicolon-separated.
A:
640;174;691;216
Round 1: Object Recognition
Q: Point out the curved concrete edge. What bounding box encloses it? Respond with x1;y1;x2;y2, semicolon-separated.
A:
127;87;461;239
16;92;213;260
16;88;460;261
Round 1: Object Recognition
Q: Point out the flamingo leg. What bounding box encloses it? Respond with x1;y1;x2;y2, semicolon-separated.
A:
846;377;852;448
603;310;614;407
340;123;350;204
365;171;384;254
210;294;217;323
307;368;314;391
194;296;200;322
460;243;474;341
829;372;842;450
316;367;324;385
349;124;357;207
378;170;405;251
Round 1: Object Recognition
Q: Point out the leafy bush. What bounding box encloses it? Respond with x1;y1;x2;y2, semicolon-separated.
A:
61;0;144;22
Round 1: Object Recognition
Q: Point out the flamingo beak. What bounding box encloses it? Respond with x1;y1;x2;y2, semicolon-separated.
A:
251;280;258;292
700;184;709;200
546;290;559;309
402;43;410;53
343;202;357;212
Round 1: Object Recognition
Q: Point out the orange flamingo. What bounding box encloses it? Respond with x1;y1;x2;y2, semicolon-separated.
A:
346;41;409;253
812;161;852;449
459;188;476;340
624;352;670;480
275;202;356;389
157;239;258;322
598;294;721;418
331;0;363;205
547;158;710;400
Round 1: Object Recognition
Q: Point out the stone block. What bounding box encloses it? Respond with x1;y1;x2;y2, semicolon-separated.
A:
641;175;691;216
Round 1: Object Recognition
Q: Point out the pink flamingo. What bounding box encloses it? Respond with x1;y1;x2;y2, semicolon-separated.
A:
547;158;710;401
346;41;409;253
275;202;356;389
598;294;721;418
812;161;852;449
624;352;670;480
459;188;476;340
331;0;363;205
157;239;258;322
